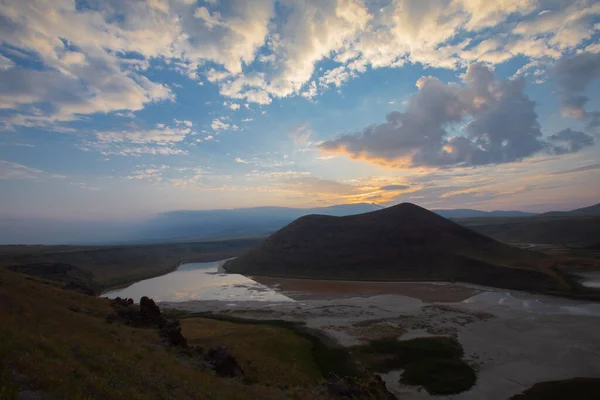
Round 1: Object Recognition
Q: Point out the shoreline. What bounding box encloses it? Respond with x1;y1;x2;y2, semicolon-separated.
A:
161;286;600;400
99;261;183;296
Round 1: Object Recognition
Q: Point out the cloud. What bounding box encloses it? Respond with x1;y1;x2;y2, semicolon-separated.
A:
379;184;410;191
0;160;43;180
211;118;237;131
319;63;595;168
79;122;193;157
553;51;600;128
0;160;67;180
279;176;361;196
95;124;192;144
235;157;248;164
548;162;600;176
0;54;14;70
289;124;312;146
174;119;193;127
99;146;188;157
547;129;596;155
228;103;240;110
1;0;599;128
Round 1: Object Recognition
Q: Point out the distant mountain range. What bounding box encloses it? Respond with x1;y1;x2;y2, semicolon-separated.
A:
541;202;600;217
134;203;384;243
432;209;537;218
224;203;569;294
1;202;598;245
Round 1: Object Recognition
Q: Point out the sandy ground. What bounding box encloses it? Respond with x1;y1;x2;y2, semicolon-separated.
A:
250;276;481;302
162;280;600;400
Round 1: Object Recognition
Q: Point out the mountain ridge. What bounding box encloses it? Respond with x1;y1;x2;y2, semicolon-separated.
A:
224;203;571;293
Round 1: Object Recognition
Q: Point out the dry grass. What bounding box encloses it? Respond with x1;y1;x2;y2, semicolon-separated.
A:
182;318;322;387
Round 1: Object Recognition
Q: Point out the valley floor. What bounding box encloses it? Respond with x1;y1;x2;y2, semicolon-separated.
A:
163;279;600;400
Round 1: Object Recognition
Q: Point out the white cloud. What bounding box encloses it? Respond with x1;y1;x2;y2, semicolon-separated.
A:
229;103;241;110
0;54;14;71
174;119;193;127
211;118;230;131
0;0;598;124
0;160;66;180
95;124;192;144
0;160;43;180
80;122;193;157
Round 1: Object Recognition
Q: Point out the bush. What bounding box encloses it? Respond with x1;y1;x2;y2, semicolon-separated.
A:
400;357;476;395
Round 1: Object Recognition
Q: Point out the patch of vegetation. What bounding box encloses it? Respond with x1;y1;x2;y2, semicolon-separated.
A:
357;336;463;371
182;318;322;386
353;337;476;395
400;357;476;395
171;311;361;379
511;377;600;400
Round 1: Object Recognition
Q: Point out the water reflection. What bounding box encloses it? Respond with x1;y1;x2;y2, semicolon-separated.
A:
102;261;294;303
577;271;600;289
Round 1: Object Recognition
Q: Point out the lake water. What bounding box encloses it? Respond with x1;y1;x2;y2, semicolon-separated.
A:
102;260;600;317
578;271;600;289
102;260;294;303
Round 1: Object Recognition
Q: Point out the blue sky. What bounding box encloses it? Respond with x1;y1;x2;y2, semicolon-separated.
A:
1;0;599;221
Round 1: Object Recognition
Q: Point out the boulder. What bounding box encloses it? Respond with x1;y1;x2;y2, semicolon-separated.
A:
140;296;161;322
107;296;188;348
201;346;244;378
159;319;188;348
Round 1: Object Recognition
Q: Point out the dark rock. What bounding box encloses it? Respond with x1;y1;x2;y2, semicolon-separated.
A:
201;346;244;378
140;296;161;321
107;296;188;348
159;319;188;348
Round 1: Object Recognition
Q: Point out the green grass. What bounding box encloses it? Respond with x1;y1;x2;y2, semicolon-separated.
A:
182;318;322;386
352;337;476;395
510;377;600;400
170;311;361;379
356;336;463;371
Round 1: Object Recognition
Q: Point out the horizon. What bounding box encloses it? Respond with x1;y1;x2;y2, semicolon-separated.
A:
2;200;596;225
1;1;600;221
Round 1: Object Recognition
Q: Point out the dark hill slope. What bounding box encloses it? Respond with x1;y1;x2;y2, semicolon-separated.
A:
456;216;600;246
224;203;569;293
543;202;600;217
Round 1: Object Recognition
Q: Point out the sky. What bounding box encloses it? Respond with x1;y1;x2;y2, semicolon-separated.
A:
0;0;599;221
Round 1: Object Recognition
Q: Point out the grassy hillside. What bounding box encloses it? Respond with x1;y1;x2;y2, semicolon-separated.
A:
225;203;575;294
0;267;399;399
455;216;600;246
542;202;600;217
0;268;297;399
0;238;261;291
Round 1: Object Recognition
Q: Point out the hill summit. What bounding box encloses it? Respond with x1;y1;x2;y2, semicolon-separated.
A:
224;203;567;292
